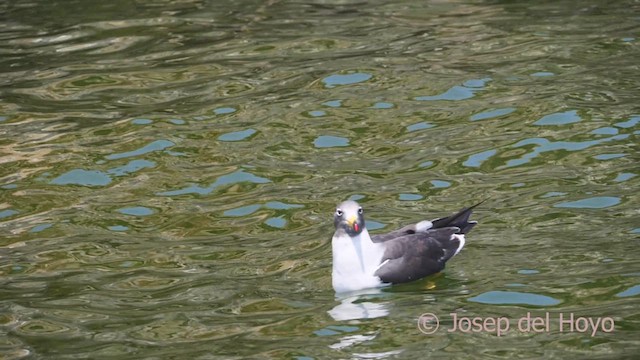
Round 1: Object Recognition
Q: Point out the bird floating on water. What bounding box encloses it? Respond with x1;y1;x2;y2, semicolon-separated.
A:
331;200;480;293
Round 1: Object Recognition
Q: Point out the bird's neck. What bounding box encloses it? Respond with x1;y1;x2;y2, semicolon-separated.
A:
332;228;384;277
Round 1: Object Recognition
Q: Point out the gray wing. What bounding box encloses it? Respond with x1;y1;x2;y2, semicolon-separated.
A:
370;223;423;243
373;228;462;284
371;202;480;244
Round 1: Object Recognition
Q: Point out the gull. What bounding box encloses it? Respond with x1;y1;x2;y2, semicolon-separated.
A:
331;200;480;293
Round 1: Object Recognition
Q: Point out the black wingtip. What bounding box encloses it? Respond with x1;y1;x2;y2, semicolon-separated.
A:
431;200;484;234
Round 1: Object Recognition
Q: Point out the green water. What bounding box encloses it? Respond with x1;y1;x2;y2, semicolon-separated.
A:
1;0;639;358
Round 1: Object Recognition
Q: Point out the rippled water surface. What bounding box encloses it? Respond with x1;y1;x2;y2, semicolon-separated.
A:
1;0;639;358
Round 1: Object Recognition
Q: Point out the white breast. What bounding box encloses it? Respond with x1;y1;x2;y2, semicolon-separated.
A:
332;229;387;293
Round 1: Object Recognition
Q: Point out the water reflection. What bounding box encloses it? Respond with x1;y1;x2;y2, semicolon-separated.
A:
468;291;562;307
328;288;390;321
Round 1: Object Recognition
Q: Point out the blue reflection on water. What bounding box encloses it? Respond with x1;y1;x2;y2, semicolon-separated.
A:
224;204;261;217
108;159;156;177
51;169;112;186
158;169;271;196
0;209;19;219
614;173;636;182
399;193;423;201
470;107;515;121
31;223;53;233
431;180;451;188
314;135;349;148
322;100;342;107
415;78;491;101
504;134;629;168
554;196;621;209
322;72;372;88
406;122;434;132
118;206;154;216
616;285;640;298
214;107;237;115
372;102;394;109
469;290;561;306
307;110;326;117
218;129;257;142
463;149;497;168
132;118;153;125
531;71;555;77
265;217;287;228
533;110;581;126
106;140;174;160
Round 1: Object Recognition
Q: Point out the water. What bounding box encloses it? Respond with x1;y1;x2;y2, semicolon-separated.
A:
1;0;639;358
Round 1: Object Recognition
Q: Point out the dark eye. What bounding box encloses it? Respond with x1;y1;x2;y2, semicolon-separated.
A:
336;209;343;216
358;207;363;214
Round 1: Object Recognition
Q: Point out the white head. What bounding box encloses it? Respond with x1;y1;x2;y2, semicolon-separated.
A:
333;200;365;237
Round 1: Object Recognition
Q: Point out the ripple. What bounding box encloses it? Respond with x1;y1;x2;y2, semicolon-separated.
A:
307;110;327;117
406;122;434;132
616;285;640;298
322;100;342;107
314;325;359;336
555;196;621;209
105;139;175;160
214;107;237;115
224;200;302;218
468;291;561;306
223;204;261;217
366;220;386;231
265;201;303;210
399;193;423;201
16;319;76;335
533;110;581;126
113;276;182;290
463;149;497;168
593;153;626;160
108;225;129;232
470;108;516;121
50;169;112;187
107;159;156;177
117;206;154;216
131;118;153;125
518;269;540;275
30;223;53;233
614;173;636;182
531;71;555;77
372;102;394;109
314;135;349;148
431;180;451;188
614;115;639;128
504;134;629;168
322;72;372;88
540;191;567;198
415;78;490;101
591;127;618;135
265;217;287;228
218;129;257;142
0;209;19;219
158;169;270;196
